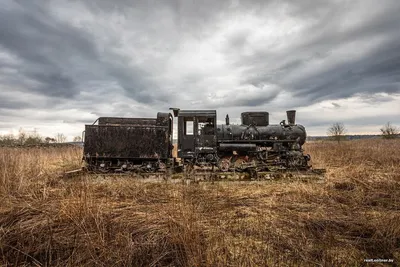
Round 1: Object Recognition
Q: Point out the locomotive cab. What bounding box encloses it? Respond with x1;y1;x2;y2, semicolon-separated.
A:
174;110;218;164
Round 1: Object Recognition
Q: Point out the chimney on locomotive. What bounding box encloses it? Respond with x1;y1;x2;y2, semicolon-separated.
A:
286;110;296;125
169;108;180;117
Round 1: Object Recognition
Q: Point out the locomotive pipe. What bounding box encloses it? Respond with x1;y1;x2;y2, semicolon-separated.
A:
219;143;257;152
286;110;296;125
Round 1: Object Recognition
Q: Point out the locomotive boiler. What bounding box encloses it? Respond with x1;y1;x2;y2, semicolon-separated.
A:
217;111;306;145
214;110;310;171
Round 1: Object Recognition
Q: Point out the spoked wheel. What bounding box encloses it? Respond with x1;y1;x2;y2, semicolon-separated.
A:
218;158;231;172
233;157;247;172
158;162;167;172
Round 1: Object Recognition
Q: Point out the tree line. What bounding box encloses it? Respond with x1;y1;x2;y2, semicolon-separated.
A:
0;129;82;146
327;122;399;142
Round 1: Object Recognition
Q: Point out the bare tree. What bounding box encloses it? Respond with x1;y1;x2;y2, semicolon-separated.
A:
18;128;27;145
327;122;347;143
73;136;82;142
55;133;67;143
380;122;399;139
45;137;56;143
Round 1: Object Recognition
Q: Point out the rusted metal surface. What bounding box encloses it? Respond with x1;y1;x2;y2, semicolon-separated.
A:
176;110;217;160
214;109;309;170
98;112;170;126
219;143;257;152
216;123;306;145
286;110;296;125
84;125;171;159
176;110;216;117
241;112;269;126
173;108;311;171
98;117;157;126
84;113;173;162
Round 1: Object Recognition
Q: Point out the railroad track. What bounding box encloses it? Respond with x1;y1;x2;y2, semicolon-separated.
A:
62;168;326;182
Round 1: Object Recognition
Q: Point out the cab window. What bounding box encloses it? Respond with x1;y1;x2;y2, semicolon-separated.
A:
185;119;193;135
198;117;215;135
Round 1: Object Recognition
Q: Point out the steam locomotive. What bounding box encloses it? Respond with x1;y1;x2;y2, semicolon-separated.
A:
82;108;311;173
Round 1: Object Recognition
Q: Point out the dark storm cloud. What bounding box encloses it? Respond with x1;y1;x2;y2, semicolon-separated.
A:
233;0;400;105
0;2;92;98
0;99;34;110
0;0;157;105
292;40;400;102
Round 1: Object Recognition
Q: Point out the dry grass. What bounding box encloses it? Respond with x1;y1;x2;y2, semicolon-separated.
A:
0;140;399;266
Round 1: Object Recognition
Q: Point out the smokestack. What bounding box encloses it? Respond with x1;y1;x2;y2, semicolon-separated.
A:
286;110;296;125
169;108;180;117
225;114;230;125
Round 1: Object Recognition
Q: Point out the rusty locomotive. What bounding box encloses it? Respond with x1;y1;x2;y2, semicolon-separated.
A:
83;108;311;173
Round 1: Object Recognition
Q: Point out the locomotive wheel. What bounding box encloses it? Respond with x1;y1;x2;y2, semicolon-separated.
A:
233;157;246;171
218;158;231;172
158;162;167;171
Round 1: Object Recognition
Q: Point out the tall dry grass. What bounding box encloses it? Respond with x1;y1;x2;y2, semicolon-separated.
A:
0;147;82;196
0;140;399;266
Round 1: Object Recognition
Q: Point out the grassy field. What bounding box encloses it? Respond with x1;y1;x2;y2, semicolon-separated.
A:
0;140;399;266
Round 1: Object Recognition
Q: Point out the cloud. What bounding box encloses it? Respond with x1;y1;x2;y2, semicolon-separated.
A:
232;1;400;104
0;0;400;138
0;1;159;105
295;93;400;129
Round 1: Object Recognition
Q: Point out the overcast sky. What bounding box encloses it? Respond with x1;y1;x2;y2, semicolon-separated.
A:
1;0;399;139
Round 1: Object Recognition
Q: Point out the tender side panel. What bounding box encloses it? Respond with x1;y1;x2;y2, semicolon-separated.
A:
98;117;157;125
84;125;170;159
